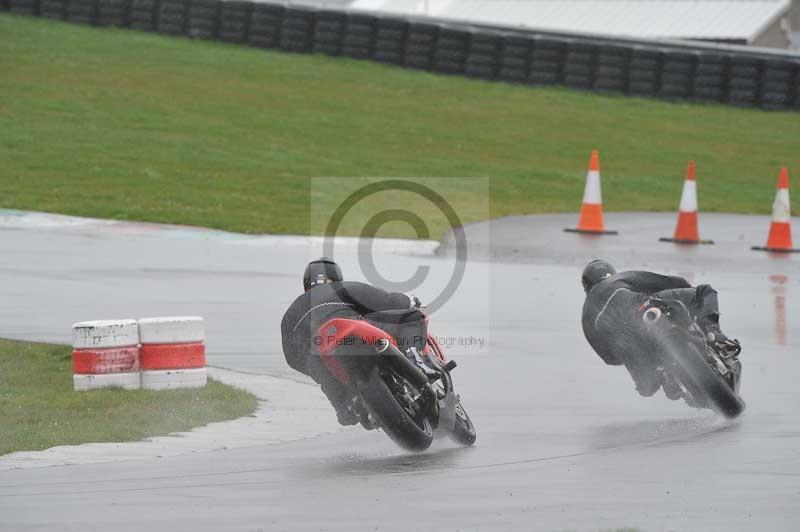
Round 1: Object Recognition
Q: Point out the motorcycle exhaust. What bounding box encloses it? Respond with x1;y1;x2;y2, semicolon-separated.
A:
375;338;391;353
375;338;431;390
642;307;662;324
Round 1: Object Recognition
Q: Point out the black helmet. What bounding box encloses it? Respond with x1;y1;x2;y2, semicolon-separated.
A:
581;259;616;293
303;257;343;291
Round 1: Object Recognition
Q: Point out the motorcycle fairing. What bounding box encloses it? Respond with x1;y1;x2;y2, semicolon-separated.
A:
316;318;397;384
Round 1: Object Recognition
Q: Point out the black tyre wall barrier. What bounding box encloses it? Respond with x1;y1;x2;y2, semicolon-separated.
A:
4;0;799;111
248;3;283;49
529;37;564;85
312;10;345;55
628;47;662;96
341;13;376;59
433;26;470;75
156;0;187;36
728;56;760;106
67;0;96;25
280;5;314;53
404;22;438;70
563;40;596;89
790;63;800;109
96;0;129;27
465;31;500;80
128;0;156;31
187;0;218;40
9;0;38;15
39;0;66;19
760;58;795;108
660;51;695;98
497;35;531;82
219;1;251;44
594;44;630;92
693;52;726;102
373;18;406;64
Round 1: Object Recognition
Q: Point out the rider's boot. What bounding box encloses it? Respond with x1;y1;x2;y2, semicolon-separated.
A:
328;391;358;426
628;364;661;397
347;397;376;430
334;404;359;426
658;367;684;400
307;355;359;426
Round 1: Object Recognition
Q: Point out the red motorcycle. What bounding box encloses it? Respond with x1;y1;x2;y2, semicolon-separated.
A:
316;315;476;451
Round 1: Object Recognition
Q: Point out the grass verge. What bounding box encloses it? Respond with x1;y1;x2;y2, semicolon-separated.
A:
0;338;258;456
1;14;799;237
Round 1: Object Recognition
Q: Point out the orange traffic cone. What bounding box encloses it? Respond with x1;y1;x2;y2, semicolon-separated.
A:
752;167;799;253
564;150;617;235
659;161;713;244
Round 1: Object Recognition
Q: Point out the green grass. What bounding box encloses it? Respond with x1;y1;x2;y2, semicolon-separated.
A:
0;338;258;456
1;14;798;238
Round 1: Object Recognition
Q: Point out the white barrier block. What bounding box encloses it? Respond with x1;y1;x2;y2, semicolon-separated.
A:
138;317;205;344
72;320;139;349
141;368;208;390
73;372;141;391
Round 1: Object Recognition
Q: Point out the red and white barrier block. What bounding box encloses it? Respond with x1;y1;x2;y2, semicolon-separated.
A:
72;320;141;391
138;317;207;390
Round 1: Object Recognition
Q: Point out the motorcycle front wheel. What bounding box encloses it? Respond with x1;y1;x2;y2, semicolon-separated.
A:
673;341;746;419
357;366;434;452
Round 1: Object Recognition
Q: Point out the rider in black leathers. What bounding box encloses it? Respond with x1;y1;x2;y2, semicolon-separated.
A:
580;259;740;399
281;258;425;425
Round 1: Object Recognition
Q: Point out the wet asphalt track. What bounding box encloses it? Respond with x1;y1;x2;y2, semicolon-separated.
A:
1;211;798;531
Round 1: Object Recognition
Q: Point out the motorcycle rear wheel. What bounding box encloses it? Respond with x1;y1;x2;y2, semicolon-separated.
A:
357;367;434;452
674;342;746;419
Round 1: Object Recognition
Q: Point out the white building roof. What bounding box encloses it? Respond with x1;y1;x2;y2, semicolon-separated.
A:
349;0;792;43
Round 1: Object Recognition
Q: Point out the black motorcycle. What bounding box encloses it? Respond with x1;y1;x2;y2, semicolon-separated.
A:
640;300;745;419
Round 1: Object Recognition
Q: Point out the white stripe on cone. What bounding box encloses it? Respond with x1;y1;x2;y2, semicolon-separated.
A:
582;170;603;205
678;180;698;213
773;188;791;223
